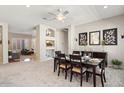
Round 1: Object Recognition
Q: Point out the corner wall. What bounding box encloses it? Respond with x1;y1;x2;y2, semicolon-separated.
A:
0;23;8;64
56;29;68;54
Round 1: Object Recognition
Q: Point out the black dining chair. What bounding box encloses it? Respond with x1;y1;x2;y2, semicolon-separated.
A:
55;51;61;57
86;60;106;87
70;55;87;86
58;53;71;79
72;51;81;55
54;51;61;72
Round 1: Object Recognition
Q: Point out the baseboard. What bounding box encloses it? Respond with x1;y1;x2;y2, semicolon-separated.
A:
108;65;124;69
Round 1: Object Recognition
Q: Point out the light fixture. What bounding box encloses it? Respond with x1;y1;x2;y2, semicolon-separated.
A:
26;5;30;8
104;5;108;9
75;38;78;42
121;33;124;39
56;14;65;21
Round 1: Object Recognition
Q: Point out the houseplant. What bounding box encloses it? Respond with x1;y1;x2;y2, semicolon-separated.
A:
111;59;122;69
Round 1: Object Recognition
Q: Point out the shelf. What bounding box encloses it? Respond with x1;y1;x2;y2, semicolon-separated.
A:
46;37;55;40
46;49;55;58
46;47;55;50
46;40;55;48
46;28;55;37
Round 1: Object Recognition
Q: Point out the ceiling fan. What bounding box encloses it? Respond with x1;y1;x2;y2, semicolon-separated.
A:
43;8;69;22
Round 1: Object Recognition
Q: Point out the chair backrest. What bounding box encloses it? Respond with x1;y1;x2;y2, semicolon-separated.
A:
55;51;61;57
82;51;92;58
8;50;12;56
72;51;80;55
58;53;67;64
100;60;106;70
70;55;82;67
12;52;20;59
81;51;107;67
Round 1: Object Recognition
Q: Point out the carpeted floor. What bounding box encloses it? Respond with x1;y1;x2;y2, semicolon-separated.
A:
0;60;124;87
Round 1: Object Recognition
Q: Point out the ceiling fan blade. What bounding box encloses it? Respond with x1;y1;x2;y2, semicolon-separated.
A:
48;12;56;16
63;11;69;15
57;8;62;12
43;17;56;21
43;17;47;20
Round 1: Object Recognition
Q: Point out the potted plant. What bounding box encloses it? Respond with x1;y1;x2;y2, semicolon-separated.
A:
111;59;122;69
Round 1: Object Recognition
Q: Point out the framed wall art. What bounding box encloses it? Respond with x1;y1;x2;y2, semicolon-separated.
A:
79;32;87;46
89;31;100;45
103;28;117;45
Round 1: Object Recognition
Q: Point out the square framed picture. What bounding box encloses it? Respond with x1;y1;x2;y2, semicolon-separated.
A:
89;31;100;45
103;28;117;45
79;32;87;46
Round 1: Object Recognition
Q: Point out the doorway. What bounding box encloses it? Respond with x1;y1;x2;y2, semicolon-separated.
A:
56;28;68;54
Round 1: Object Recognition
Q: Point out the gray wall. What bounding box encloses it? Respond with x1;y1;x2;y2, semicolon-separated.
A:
74;14;124;66
56;30;68;54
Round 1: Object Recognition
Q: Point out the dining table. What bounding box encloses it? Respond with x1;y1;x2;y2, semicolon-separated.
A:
53;55;104;87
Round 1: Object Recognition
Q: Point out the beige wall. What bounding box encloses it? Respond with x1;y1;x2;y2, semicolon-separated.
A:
35;26;40;60
64;31;68;54
56;30;68;54
0;26;2;63
0;23;8;64
8;32;32;50
74;14;124;66
68;25;75;54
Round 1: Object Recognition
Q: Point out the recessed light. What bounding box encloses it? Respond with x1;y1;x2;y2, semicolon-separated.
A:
104;5;108;9
26;5;30;8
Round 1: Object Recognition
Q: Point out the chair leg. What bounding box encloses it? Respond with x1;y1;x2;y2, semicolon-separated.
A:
62;69;64;73
101;75;104;87
76;73;78;77
103;72;106;82
65;70;67;79
58;67;60;76
56;63;58;70
89;73;92;77
70;71;73;82
80;74;83;86
86;72;89;82
54;59;56;72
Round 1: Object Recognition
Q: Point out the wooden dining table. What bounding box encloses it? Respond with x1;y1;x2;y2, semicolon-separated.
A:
54;56;104;87
82;58;103;87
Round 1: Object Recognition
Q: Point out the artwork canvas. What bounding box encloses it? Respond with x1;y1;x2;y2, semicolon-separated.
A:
89;31;100;45
79;32;87;46
103;28;117;45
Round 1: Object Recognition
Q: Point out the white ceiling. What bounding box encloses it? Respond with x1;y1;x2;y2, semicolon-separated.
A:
0;5;124;34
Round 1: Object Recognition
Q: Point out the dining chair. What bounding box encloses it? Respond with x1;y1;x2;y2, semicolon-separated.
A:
72;51;81;55
54;51;61;72
55;51;61;57
70;55;87;86
58;53;71;79
86;60;106;87
83;52;93;58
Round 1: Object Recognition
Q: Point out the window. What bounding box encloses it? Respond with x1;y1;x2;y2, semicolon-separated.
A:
12;38;30;51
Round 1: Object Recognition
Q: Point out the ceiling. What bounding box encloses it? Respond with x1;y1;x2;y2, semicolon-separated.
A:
0;5;124;34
